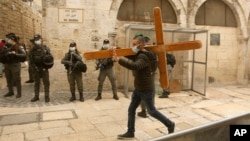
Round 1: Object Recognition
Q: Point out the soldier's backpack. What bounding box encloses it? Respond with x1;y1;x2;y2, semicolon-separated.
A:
167;53;176;67
73;60;87;73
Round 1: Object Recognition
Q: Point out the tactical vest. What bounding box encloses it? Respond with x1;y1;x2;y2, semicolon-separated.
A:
31;46;45;66
1;44;26;64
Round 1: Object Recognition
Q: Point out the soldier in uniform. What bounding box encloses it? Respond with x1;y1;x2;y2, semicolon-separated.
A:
158;53;176;98
3;33;26;98
61;42;84;102
29;34;53;102
95;39;118;101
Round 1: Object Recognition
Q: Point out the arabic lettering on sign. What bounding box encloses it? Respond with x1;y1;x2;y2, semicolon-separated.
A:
58;8;83;23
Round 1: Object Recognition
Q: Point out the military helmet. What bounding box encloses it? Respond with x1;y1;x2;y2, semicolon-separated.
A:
43;54;54;69
6;33;18;42
69;42;76;47
103;39;109;44
5;33;15;38
33;34;42;40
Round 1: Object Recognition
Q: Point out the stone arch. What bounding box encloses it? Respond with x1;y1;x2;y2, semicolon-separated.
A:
189;0;248;38
189;0;249;84
168;0;187;27
113;0;186;26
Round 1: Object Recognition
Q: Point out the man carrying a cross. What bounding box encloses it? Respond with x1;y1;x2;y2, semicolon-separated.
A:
112;35;175;139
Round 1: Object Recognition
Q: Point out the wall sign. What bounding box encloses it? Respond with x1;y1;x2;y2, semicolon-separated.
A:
210;33;220;46
58;8;83;23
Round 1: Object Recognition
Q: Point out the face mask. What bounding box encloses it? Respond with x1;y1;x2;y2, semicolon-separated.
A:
131;46;139;53
34;39;42;45
69;47;75;52
7;39;13;45
103;44;109;49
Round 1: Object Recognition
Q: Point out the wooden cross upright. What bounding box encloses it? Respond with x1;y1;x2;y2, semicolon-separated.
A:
84;7;201;90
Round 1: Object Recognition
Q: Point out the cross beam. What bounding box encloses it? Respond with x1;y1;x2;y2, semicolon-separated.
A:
83;7;202;90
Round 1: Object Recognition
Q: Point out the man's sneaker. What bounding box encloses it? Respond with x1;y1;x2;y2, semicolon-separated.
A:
168;122;175;134
4;92;14;97
137;111;147;118
25;80;34;83
117;132;134;139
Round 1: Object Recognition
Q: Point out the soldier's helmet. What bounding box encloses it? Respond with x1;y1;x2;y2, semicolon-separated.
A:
69;42;76;47
33;34;42;40
43;54;54;69
103;39;109;44
5;33;15;38
6;33;18;42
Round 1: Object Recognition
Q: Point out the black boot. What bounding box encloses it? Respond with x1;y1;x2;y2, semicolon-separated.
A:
159;90;170;98
16;83;21;98
113;94;119;100
25;80;34;83
16;94;21;98
4;92;14;97
79;93;84;102
95;93;102;101
31;95;39;102
45;96;50;103
69;93;76;102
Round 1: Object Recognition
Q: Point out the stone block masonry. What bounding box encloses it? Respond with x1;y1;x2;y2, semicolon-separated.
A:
0;0;42;47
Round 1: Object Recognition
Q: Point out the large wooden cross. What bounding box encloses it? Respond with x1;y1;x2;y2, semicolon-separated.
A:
84;7;201;90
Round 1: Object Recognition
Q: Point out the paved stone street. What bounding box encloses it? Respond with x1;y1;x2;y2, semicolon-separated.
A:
0;62;250;141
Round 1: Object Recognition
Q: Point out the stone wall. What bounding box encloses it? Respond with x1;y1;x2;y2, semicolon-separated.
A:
40;0;250;92
0;0;42;47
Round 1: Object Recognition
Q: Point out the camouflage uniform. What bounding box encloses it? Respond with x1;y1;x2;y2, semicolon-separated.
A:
61;51;84;102
95;58;118;100
30;44;52;102
3;40;26;98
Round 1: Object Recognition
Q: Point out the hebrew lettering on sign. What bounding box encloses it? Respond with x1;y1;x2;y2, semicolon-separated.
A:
58;8;83;23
